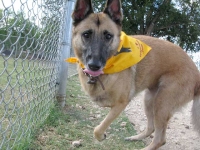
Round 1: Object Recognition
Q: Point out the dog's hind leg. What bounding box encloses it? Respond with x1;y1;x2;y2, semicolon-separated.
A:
142;81;191;150
125;89;155;141
94;101;128;141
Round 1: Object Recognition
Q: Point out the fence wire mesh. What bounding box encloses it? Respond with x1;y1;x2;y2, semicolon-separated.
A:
0;0;68;149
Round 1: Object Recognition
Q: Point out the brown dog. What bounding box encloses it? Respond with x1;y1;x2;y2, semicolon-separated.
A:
71;0;200;149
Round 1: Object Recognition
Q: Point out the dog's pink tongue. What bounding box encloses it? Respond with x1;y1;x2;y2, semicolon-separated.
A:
83;69;104;77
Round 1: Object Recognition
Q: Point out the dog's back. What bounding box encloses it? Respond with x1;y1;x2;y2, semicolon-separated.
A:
133;35;200;96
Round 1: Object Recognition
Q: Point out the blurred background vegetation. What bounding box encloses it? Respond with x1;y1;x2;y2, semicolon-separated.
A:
93;0;200;52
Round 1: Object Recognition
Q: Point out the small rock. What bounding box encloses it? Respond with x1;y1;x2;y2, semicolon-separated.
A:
120;122;127;127
72;140;82;147
88;117;95;120
96;114;101;118
70;94;75;97
185;125;190;129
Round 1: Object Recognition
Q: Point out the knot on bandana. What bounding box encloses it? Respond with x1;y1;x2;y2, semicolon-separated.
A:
66;31;151;74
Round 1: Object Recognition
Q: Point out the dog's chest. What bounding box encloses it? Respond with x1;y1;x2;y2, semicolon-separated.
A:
90;92;113;107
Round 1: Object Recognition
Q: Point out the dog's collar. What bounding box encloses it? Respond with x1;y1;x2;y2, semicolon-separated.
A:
82;68;105;90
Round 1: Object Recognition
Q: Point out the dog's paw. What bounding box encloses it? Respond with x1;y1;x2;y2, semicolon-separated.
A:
94;126;106;141
94;132;106;141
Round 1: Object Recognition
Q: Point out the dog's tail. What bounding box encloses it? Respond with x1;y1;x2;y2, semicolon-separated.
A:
192;82;200;135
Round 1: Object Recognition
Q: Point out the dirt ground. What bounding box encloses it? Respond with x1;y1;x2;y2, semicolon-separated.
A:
125;91;200;150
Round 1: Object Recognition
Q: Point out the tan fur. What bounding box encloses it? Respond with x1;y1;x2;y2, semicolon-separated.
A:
72;1;200;149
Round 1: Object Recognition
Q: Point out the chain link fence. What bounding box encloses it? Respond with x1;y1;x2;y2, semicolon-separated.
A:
0;0;76;149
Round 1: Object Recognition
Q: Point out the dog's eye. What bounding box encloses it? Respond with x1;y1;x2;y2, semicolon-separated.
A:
83;33;90;38
82;31;92;39
104;32;113;40
105;34;112;40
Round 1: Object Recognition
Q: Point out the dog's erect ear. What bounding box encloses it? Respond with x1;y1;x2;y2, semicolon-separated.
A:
103;0;123;25
72;0;93;25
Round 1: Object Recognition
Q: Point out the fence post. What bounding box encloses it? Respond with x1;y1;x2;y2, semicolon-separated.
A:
56;0;75;107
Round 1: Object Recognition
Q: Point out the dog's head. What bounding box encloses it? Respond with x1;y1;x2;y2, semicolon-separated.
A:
72;0;123;76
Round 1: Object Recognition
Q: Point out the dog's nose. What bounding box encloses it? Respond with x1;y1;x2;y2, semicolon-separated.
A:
88;63;101;71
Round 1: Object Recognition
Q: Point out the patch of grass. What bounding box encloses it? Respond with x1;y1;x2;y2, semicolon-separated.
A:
29;75;145;150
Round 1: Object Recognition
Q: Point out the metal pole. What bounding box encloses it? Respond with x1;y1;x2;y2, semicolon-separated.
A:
56;0;75;107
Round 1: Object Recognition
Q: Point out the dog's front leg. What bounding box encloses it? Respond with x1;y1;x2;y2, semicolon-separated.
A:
94;102;128;141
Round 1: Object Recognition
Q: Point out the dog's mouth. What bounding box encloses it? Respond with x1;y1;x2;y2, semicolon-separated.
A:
83;68;104;77
83;68;105;90
83;58;105;77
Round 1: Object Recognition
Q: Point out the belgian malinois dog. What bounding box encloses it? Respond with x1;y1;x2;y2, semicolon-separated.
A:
71;0;200;149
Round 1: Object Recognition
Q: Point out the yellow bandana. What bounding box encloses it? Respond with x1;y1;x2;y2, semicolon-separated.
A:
66;31;151;74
